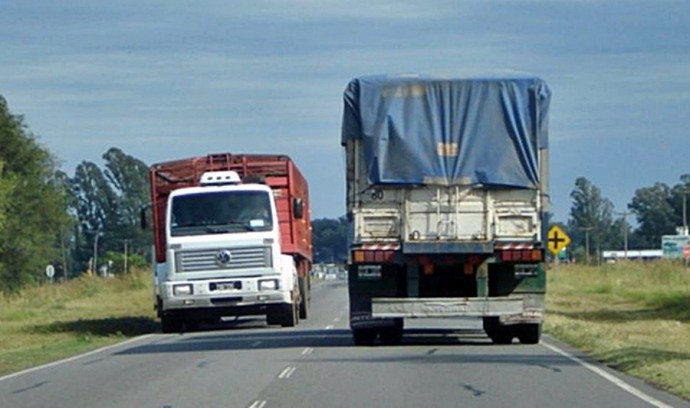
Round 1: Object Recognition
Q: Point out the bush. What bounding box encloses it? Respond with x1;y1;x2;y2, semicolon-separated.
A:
99;251;148;275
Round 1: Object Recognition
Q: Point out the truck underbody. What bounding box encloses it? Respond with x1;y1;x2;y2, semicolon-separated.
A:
348;247;545;345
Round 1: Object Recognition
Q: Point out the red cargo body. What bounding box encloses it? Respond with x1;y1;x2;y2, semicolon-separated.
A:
150;153;312;277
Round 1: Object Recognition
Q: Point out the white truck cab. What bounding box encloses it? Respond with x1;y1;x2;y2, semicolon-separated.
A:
154;170;300;332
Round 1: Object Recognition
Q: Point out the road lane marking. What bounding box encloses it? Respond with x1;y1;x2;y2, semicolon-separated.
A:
251;341;263;348
278;366;297;379
541;340;674;408
333;317;341;322
0;334;156;383
325;325;334;330
248;400;267;408
301;347;314;355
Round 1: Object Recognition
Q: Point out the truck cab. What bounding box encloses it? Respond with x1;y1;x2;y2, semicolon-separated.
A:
153;169;302;332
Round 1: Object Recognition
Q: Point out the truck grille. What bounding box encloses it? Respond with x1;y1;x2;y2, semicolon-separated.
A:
175;246;272;273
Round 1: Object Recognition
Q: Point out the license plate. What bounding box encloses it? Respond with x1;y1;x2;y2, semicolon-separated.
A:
212;281;241;291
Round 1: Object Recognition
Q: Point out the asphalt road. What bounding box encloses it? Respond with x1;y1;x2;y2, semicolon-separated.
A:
1;280;688;408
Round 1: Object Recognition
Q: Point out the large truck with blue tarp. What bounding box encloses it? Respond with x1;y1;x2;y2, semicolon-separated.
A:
341;75;551;345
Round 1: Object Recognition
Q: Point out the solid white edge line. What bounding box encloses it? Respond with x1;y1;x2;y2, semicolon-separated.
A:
541;340;674;408
0;334;156;383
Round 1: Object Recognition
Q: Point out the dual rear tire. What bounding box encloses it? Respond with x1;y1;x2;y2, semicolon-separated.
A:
352;319;404;346
483;317;541;345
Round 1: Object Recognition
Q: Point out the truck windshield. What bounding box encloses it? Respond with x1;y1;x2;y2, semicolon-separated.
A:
170;190;273;236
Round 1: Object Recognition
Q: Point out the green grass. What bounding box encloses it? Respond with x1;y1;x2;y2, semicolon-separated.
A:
545;261;690;400
0;271;156;376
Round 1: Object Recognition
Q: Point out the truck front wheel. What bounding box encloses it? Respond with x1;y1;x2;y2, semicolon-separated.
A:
161;313;183;333
267;303;299;327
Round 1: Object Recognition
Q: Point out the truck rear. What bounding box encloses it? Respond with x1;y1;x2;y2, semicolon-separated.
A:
342;75;551;345
149;153;312;332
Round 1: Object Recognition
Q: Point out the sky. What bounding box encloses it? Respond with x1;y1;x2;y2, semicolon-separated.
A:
1;1;689;221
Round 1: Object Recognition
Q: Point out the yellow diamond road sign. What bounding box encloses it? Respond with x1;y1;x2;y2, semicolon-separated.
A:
547;225;571;255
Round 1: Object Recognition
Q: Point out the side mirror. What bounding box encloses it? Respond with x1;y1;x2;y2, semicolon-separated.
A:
293;198;304;219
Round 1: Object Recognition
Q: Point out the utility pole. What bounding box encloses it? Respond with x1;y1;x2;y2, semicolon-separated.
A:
683;190;688;235
579;227;594;265
92;230;100;276
124;239;129;275
616;210;634;260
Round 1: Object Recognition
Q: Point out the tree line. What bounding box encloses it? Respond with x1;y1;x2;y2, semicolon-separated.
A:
2;96;688;291
566;175;690;262
1;97;150;292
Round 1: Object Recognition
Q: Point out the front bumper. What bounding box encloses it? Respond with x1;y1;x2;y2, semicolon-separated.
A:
159;276;292;313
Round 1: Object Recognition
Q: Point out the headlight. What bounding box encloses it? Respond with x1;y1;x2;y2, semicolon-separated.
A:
173;284;193;296
259;279;279;291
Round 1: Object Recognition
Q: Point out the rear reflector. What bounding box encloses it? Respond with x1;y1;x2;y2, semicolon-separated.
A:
499;249;543;262
352;250;395;263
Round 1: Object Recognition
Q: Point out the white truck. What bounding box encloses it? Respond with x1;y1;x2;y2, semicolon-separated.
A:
342;75;551;345
148;154;312;332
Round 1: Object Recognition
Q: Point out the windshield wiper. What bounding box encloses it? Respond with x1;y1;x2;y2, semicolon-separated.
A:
205;222;253;233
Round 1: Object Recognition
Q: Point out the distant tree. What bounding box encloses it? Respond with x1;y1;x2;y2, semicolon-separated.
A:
312;216;349;264
71;160;119;269
69;148;152;274
0;96;71;291
629;182;676;247
101;147;151;262
567;177;614;262
669;174;690;232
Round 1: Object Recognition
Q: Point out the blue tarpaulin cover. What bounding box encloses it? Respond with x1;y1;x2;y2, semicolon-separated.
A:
342;75;550;189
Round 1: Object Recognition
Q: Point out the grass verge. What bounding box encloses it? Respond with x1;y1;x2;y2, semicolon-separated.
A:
545;261;690;400
0;271;156;377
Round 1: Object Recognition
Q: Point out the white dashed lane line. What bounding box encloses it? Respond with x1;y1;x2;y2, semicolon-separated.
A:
278;366;297;379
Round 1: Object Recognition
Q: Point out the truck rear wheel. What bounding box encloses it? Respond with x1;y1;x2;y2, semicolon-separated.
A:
352;328;377;346
516;323;542;344
380;319;404;345
298;277;309;320
483;317;515;345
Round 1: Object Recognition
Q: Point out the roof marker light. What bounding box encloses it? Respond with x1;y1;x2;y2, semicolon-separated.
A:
199;171;242;185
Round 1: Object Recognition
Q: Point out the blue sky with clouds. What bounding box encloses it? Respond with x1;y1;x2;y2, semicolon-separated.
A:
1;1;689;221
